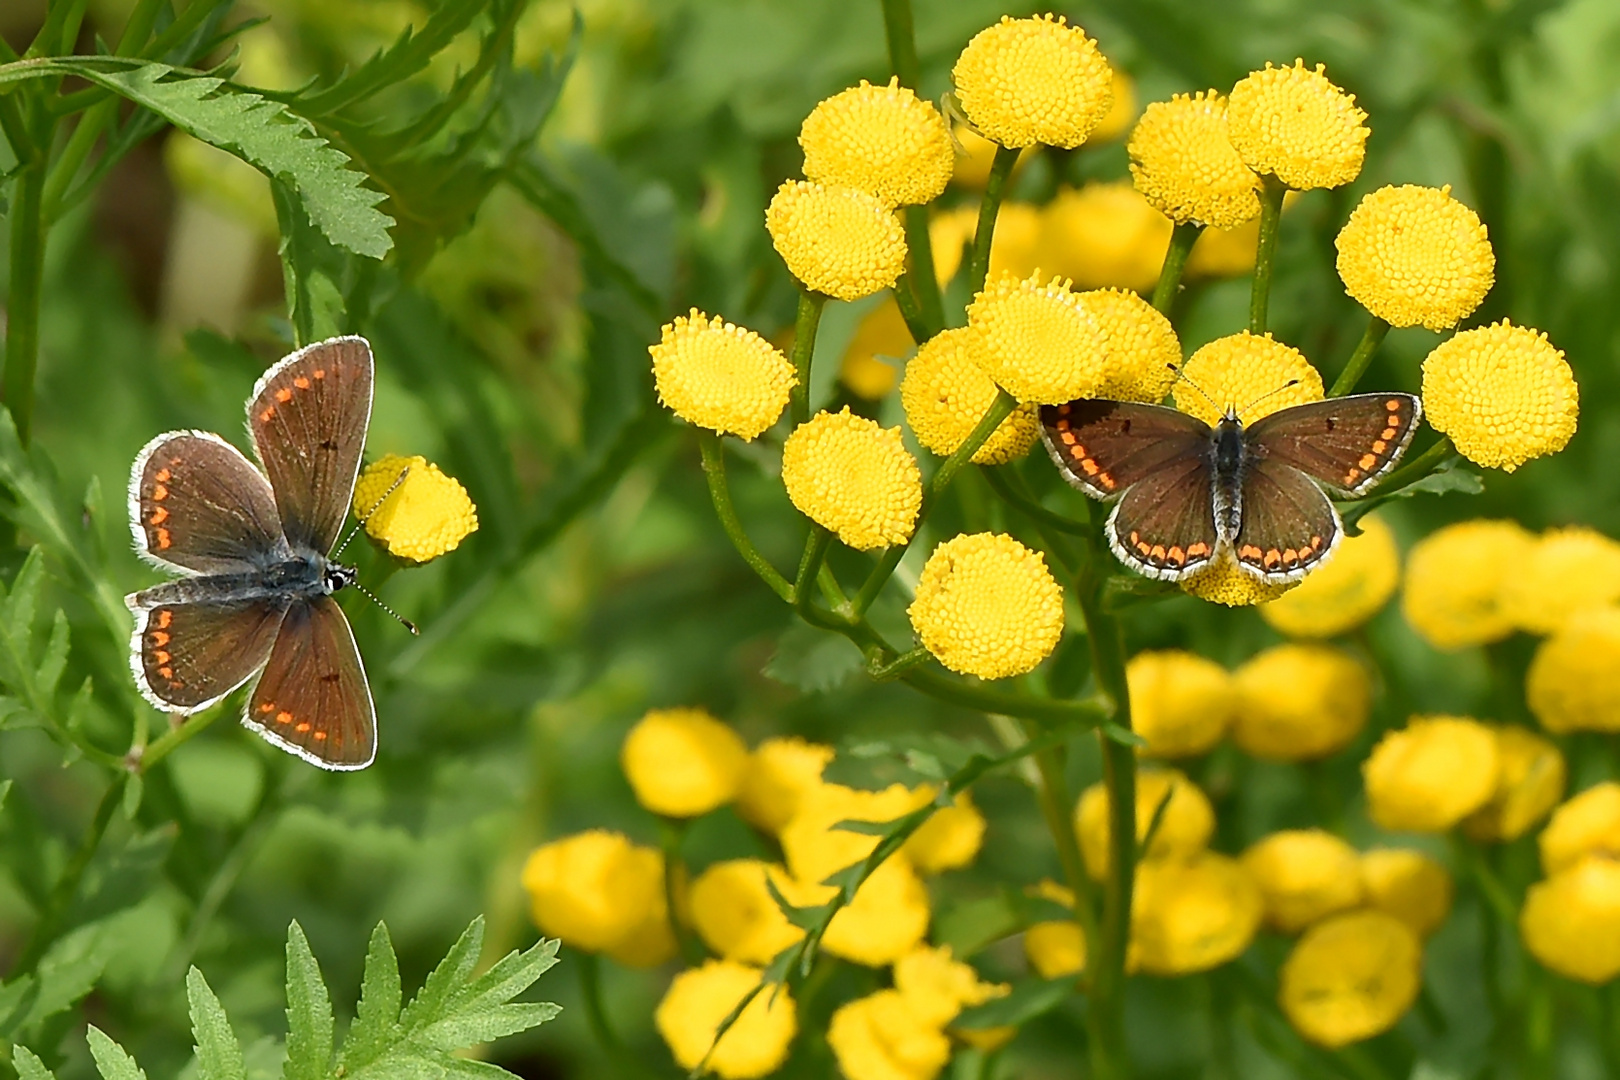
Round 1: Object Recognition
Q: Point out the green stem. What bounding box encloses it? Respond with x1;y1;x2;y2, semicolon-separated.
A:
879;0;920;87
1151;221;1202;315
902;206;943;337
868;646;929;680
1328;315;1391;397
794;527;833;614
1249;175;1287;335
982;465;1086;536
967;145;1020;298
577;951;621;1051
890;275;931;344
1603;983;1620;1080
901;668;1108;726
1024;726;1100;977
4;108;51;447
41;99;115;222
658;818;704;965
1369;437;1454;496
790;290;827;425
9;774;126;977
137;707;223;773
697;431;793;603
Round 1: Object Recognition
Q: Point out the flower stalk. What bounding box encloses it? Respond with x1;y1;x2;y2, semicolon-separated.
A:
1328;315;1391;397
1152;221;1203;315
1248;174;1288;334
967;144;1020;297
790;290;827;425
698;431;793;602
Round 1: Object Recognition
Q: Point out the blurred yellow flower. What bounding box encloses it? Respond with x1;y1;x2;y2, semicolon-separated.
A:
1092;66;1139;142
1186;219;1258;278
908;532;1065;680
801;78;955;208
1227;60;1368;191
1082;287;1184;403
1025;917;1087;979
782;408;922;550
1334;185;1494;330
930;202;1044;285
899;327;1040;465
687;859;804;965
828;988;950;1080
966;271;1109;404
767;180;907;301
1180;553;1297;607
1519;856;1620;985
780;781;925;884
621;706;747;817
1359;848;1453;938
353;454;478;563
1173;331;1324;426
1130;851;1263;976
1464;726;1566;842
819;856;933;966
1401;519;1533;649
1499;527;1620;635
1261;515;1400;638
1038;183;1172;293
840;295;911;400
521;830;674;966
1232;644;1370;761
1538;782;1620;875
903;790;988;874
649;310;796;440
1279;911;1421;1047
1241;829;1364;934
1127;91;1260;229
893;944;1009;1026
655;960;797;1079
1421;320;1578;472
950;123;1027;189
1077;767;1215;880
1126;649;1234;759
1527;606;1620;734
735;737;835;836
1363;715;1500;832
952;15;1114;149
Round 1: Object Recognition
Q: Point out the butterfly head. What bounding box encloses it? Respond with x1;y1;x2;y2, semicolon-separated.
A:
323;563;358;594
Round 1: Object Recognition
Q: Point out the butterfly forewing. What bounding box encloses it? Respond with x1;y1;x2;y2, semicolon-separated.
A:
1245;393;1421;497
245;596;376;770
1104;452;1222;580
1041;400;1213;499
1233;457;1342;583
129;432;284;574
128;596;286;713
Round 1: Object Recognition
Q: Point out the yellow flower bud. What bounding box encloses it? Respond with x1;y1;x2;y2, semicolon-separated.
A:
1186;218;1259;279
1499;527;1620;635
1359;848;1453;938
735;737;834;836
1334;184;1494;330
353;454;478;563
1421;320;1578;472
828;988;950;1080
908;532;1065;680
1519;856;1620;985
1076;767;1214;880
930;202;1044;286
520;830;674;966
1232;644;1370;761
782;408;922;550
1363;716;1500;832
893;944;1008;1027
1037;183;1172;293
801;78;955;207
950;123;1025;189
1242;829;1364;934
649;310;796;440
1128;91;1261;229
1401;519;1533;649
899;327;1040;465
1126;649;1235;759
1538;782;1620;876
1130;851;1263;975
1527;607;1620;734
621;707;748;818
1173;331;1324;427
687;859;804;965
903;790;987;874
966;271;1109;405
655;960;797;1079
1227;60;1368;190
952;15;1115;149
767;180;907;301
1464;726;1566;842
1261;515;1400;639
1279;911;1421;1047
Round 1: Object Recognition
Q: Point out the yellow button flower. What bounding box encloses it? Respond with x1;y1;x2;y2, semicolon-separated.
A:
952;14;1115;149
903;790;987;874
1520;856;1620;985
1092;67;1139;142
930;202;1044;285
1334;185;1494;330
1363;715;1500;832
908;532;1065;680
840;295;911;400
893;944;1009;1026
735;736;835;835
828;988;950;1080
767;180;907;301
1232;644;1370;761
1082;287;1184;403
1538;782;1620;875
780;781;926;884
1464;726;1566;842
899;327;1040;465
649;310;796;440
621;707;748;818
1126;649;1235;759
818;856;933;966
966;271;1110;404
1127;90;1261;229
1180;553;1297;607
1241;829;1364;934
521;830;674;966
1279;911;1421;1048
353;454;478;563
1038;182;1173;293
1025;916;1087;979
801;78;955;208
1400;519;1533;649
1173;331;1325;426
782;408;922;550
655;960;797;1079
1130;851;1263;976
1359;848;1453;938
1186;218;1259;278
1500;527;1620;635
1261;515;1400;638
1421;320;1578;472
1227;60;1368;190
1527;606;1620;734
1076;767;1215;880
687;859;804;965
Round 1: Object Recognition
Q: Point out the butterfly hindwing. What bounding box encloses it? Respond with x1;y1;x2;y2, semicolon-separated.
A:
1104;451;1222;580
245;595;376;770
1245;393;1421;497
127;595;286;713
1232;456;1342;583
1040;400;1213;500
129;432;284;574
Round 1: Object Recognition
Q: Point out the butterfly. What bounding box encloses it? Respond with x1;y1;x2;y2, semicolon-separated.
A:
1040;392;1422;584
125;336;378;770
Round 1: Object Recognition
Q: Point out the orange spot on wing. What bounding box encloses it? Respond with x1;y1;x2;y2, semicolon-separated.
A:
151;483;168;501
1345;467;1362;483
149;506;169;525
1358;453;1378;469
1081;458;1099;476
276;388;294;403
156;527;172;550
260;406;275;422
1150;544;1167;560
1167;546;1186;566
1187;542;1211;558
1239;544;1263;560
153;650;171;665
313;369;326;379
1136;540;1152;555
293;376;311;390
277;711;294;725
154;468;171;483
312;730;328;741
149;630;169;647
1282;549;1299;565
1098;472;1116;489
1061;431;1076;445
1371;439;1387;453
295;721;312;733
259;702;275;713
1056;418;1070;431
1310;535;1323;550
1386;399;1402;411
1263;549;1282;569
1380;426;1397;440
156;610;172;629
158;666;174;680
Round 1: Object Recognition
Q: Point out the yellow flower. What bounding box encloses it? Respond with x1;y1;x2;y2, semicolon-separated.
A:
1076;767;1215;880
1131;852;1263;976
1126;649;1235;759
1226;60;1369;190
828;989;951;1080
780;782;926;884
1025;917;1087;979
353;454;477;563
687;860;804;965
1464;726;1566;842
1520;856;1620;985
1500;527;1620;635
903;790;987;874
929;202;1044;286
1400;519;1533;649
1186;218;1259;278
1260;515;1399;638
1359;848;1453;938
649;310;796;440
1241;829;1364;934
735;737;835;835
655;960;797;1079
782;408;922;550
1037;183;1172;293
893;944;1009;1026
801;77;955;208
899;327;1040;465
966;271;1109;404
1363;715;1500;832
951;14;1114;149
1334;185;1494;330
621;707;748;817
520;831;674;966
908;532;1065;680
1173;331;1324;426
1232;644;1370;761
767;180;907;301
1127;91;1260;229
1527;606;1620;734
1092;66;1139;141
1421;320;1578;472
1279;911;1421;1048
840;295;911;400
818;856;933;966
1082;287;1183;403
1538;782;1620;875
1180;553;1297;607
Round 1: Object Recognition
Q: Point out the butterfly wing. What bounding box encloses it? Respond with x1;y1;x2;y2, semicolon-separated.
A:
1104;452;1222;580
1232;456;1342;583
1040;400;1214;499
247;336;374;556
127;595;286;713
1245;393;1422;498
245;595;376;770
128;431;284;574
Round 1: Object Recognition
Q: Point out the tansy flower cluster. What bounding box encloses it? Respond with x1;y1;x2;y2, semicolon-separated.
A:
353;453;478;563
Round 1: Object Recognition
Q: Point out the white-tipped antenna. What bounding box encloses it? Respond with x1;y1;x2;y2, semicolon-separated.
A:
1163;364;1300;423
334;466;410;559
352;581;418;635
1237;378;1302;421
1164;362;1222;414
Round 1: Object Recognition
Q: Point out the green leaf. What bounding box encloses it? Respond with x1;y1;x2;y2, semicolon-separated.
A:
86;1025;149;1080
954;976;1075;1030
187;967;247;1080
823;732;994;789
763;623;864;694
283;922;334;1080
398;917;484;1033
341;922;402;1070
1340;456;1483;530
12;1045;58;1080
292;0;488;115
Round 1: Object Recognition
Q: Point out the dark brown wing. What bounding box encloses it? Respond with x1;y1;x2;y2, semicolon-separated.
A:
1245;393;1421;498
1103;451;1221;580
128;431;283;574
245;596;376;770
247;336;373;555
127;596;285;713
1040;400;1213;501
1233;457;1341;583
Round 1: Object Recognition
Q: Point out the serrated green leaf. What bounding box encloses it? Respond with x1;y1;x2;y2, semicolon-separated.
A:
763;623;864;693
12;1045;58;1080
341;922;402;1070
292;0;488;115
187;967;247;1080
416;1001;563;1051
86;1025;149;1080
283;922;334;1080
398;917;483;1033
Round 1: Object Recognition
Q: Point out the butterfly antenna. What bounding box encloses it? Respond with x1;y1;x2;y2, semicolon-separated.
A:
351;581;418;635
1164;363;1222;413
1237;378;1303;421
332;466;411;559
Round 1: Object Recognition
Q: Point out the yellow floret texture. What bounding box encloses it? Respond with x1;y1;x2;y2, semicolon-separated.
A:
1180;553;1298;607
1128;91;1261;229
1241;829;1364;934
1082;288;1183;403
967;271;1110;404
899;327;1040;465
1335;184;1494;330
1227;59;1368;191
1126;649;1234;759
1519;857;1620;985
781;408;921;550
1421;320;1578;472
1527;606;1620;734
801;78;955;207
1233;644;1370;762
1400;518;1533;649
354;453;478;563
520;830;674;966
767;180;907;301
620;706;748;817
1174;331;1324;426
649;310;796;440
1037;183;1171;293
952;14;1114;150
1130;852;1263;976
908;532;1065;680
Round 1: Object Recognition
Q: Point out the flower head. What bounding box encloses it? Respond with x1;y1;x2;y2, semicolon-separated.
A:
735;736;834;835
1464;726;1566;842
1363;715;1500;832
353;454;477;563
1180;553;1297;607
688;859;804;965
780;782;925;884
1025;916;1087;979
1227;60;1368;190
621;707;748;817
1128;91;1261;229
1401;519;1533;649
1082;287;1183;403
767;180;907;301
899;327;1040;465
1538;782;1620;875
1279;911;1421;1047
1527;606;1620;734
1241;829;1364;934
1037;183;1172;292
908;532;1065;679
1127;649;1235;759
1130;852;1263;976
828;989;950;1080
655;960;797;1079
1077;767;1214;880
840;296;911;400
801;78;955;207
1232;644;1370;761
782;408;922;550
1359;849;1453;937
818;857;932;965
1261;515;1400;638
903;790;987;874
649;310;796;439
1520;857;1620;985
966;271;1109;404
1173;331;1324;426
1499;527;1620;635
521;831;674;966
1421;320;1578;472
892;944;1008;1026
952;15;1114;149
1335;185;1494;330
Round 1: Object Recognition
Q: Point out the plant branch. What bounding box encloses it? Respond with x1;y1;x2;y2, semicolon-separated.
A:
1249;175;1287;334
967;144;1020;298
1025;723;1100;980
790;290;827;426
9;773;126;978
4;104;52;447
1152;221;1202;315
697;431;793;602
1328;315;1391;397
